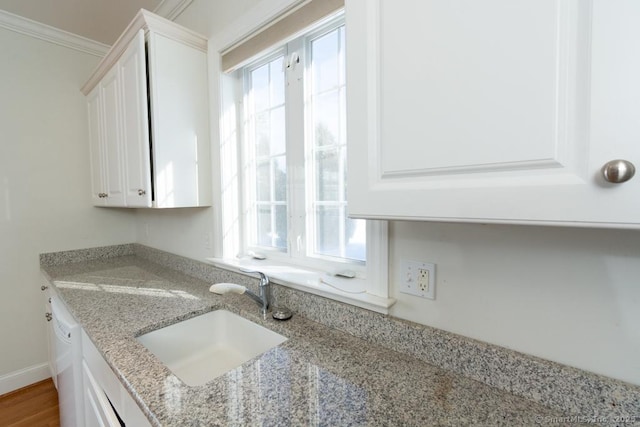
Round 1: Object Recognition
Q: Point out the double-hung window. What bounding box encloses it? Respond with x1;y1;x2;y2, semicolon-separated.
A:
243;17;364;266
216;10;391;312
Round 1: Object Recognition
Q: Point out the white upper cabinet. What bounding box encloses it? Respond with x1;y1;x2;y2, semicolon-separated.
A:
88;67;126;207
87;85;105;206
119;30;152;208
83;11;211;208
346;0;640;228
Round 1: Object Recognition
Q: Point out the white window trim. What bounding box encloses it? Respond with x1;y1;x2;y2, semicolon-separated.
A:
212;7;394;314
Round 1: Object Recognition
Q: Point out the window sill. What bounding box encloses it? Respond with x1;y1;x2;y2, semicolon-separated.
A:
206;257;396;314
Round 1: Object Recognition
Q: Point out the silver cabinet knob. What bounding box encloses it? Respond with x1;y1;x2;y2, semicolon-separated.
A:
45;313;52;322
138;189;146;196
602;159;635;184
41;285;48;291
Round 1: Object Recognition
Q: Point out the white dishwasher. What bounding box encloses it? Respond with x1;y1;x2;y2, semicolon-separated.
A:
51;295;84;427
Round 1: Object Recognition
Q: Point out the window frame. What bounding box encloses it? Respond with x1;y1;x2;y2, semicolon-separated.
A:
214;10;392;312
240;15;367;274
240;47;289;254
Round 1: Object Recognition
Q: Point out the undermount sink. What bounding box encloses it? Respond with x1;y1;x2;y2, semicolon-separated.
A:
136;310;287;386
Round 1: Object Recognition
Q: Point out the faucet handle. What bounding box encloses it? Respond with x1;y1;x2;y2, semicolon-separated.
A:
239;268;270;286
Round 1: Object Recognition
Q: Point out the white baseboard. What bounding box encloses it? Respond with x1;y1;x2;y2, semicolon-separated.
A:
0;363;51;396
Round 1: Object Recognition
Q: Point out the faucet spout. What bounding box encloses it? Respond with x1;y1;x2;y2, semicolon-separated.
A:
239;269;270;316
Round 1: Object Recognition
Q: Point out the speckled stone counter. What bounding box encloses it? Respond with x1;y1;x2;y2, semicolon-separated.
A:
40;245;639;427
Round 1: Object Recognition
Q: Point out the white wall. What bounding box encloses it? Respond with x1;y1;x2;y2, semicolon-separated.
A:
141;0;640;386
136;207;214;261
389;222;640;385
0;27;136;389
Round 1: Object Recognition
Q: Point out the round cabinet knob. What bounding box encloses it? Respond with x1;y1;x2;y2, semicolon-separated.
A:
45;313;52;322
41;285;48;291
138;189;146;196
602;159;635;184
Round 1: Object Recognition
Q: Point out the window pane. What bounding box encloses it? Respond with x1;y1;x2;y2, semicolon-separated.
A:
247;55;288;252
274;204;288;250
270;106;286;156
315;147;341;201
315;205;340;257
256;204;288;250
314;206;366;262
255;111;270;157
274;156;287;201
256;161;270;201
313;91;340;148
251;64;270;112
270;59;285;106
312;30;339;94
256;205;272;247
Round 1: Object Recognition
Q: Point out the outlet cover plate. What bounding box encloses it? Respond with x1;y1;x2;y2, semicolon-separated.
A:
399;260;436;300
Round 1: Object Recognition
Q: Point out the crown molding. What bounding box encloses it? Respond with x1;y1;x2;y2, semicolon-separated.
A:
0;9;110;57
153;0;194;21
81;9;207;95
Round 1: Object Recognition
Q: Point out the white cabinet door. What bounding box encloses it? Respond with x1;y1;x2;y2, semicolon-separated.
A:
87;86;106;206
120;30;152;208
82;361;121;427
147;31;211;208
100;67;126;207
82;330;151;427
346;0;640;228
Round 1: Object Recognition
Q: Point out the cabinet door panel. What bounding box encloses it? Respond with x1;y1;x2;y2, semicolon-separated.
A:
347;0;640;227
82;361;121;427
380;1;563;175
100;68;126;206
147;32;210;208
87;87;105;206
120;30;152;207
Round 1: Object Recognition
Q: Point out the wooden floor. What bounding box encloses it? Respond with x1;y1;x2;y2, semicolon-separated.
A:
0;379;60;427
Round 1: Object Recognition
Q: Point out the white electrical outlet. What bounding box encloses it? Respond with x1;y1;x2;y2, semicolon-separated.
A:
399;260;436;300
417;268;429;292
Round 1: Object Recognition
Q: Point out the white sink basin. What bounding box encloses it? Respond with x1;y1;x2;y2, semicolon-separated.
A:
136;310;287;386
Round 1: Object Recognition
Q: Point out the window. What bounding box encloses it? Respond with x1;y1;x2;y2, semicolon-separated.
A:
241;17;365;271
216;11;391;312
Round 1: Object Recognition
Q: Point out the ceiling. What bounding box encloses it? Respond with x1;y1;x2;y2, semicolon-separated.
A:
0;0;163;45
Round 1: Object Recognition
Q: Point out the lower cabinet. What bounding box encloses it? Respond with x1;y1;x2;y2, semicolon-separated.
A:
81;330;151;427
42;275;151;426
83;361;122;427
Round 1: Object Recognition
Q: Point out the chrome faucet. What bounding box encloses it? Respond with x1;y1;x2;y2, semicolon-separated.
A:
209;270;271;317
239;269;271;316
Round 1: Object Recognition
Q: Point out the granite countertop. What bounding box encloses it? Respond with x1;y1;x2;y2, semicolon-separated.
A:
42;254;584;426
